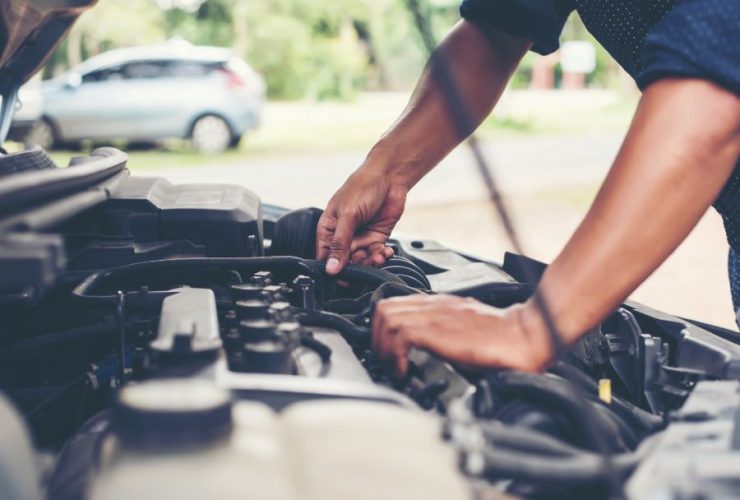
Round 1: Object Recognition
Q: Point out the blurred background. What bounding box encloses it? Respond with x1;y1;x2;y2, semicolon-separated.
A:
6;0;734;328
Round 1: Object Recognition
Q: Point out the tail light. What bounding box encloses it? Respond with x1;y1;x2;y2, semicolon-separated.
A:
219;67;247;90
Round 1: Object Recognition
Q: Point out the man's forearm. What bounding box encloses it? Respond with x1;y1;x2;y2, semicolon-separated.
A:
523;79;740;350
367;20;530;189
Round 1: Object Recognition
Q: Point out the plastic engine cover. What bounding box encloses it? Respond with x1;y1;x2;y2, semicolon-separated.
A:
89;400;470;500
61;176;263;269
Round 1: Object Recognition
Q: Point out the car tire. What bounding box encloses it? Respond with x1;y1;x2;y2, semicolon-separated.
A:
24;118;57;150
227;134;242;150
191;115;232;154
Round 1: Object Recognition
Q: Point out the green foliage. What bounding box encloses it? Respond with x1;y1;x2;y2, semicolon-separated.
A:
41;0;619;99
239;0;370;100
246;15;314;99
75;0;166;54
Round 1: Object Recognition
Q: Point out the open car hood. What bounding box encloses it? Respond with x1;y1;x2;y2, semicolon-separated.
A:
0;0;95;87
0;0;96;141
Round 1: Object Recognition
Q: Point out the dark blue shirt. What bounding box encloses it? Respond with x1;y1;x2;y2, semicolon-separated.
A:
461;0;740;302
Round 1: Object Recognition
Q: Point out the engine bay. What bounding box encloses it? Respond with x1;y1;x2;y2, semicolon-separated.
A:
2;149;740;500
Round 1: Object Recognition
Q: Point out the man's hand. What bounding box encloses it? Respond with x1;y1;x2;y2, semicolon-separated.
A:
316;165;407;275
372;295;552;376
315;21;529;276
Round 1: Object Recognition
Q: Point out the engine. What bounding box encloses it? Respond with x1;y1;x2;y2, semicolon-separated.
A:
1;148;740;500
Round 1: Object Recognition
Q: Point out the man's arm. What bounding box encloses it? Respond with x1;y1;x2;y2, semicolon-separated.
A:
373;78;740;374
521;78;740;349
316;20;530;274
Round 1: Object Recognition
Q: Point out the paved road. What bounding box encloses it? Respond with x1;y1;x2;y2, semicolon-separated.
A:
145;133;623;209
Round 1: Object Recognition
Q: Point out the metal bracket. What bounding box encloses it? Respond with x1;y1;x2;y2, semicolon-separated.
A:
0;83;21;149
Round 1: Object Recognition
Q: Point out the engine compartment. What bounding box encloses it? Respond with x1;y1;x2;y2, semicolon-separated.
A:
2;148;740;500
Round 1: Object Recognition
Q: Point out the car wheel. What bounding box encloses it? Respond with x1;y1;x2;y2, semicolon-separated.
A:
191;115;232;154
227;134;242;150
24;118;57;150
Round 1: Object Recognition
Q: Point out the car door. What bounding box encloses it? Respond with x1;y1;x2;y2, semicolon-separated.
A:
120;59;207;139
109;60;188;140
47;65;133;140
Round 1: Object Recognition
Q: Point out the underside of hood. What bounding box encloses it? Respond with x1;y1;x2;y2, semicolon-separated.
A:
0;0;96;87
0;0;97;144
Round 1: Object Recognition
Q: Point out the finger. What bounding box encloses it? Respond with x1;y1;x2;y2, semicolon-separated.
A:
373;303;398;362
350;249;368;264
394;337;411;376
385;325;413;377
367;242;388;267
351;231;389;252
372;302;386;354
315;211;337;262
370;252;387;267
326;213;358;275
377;323;397;364
383;246;395;259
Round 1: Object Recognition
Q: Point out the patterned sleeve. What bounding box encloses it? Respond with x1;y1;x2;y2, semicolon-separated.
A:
459;0;575;55
637;0;740;95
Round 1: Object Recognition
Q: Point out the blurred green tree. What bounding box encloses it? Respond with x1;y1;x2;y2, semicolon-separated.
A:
44;0;619;99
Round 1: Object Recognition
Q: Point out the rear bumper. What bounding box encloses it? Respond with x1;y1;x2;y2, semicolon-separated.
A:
228;108;262;137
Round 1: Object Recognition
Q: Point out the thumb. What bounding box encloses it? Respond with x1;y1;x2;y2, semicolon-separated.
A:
325;213;357;275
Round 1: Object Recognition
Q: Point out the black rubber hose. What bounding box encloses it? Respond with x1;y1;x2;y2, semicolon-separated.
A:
324;291;376;314
354;281;427;325
331;260;406;287
381;256;432;289
479;431;661;486
593;402;640;449
481;447;638;486
548;362;664;432
72;257;405;306
296;310;370;344
478;421;588;457
300;335;332;363
491;371;630;452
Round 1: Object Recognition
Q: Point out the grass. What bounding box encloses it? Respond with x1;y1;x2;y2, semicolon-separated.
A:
43;89;637;171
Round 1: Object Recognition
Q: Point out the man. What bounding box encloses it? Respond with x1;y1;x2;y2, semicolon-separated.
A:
316;0;740;375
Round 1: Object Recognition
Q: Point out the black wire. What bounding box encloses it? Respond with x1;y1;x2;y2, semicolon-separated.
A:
402;0;622;495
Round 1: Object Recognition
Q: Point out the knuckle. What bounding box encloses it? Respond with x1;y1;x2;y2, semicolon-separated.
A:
329;238;347;254
339;207;361;223
320;215;338;231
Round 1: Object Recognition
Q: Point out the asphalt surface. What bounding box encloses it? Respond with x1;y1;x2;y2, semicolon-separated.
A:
145;133;622;209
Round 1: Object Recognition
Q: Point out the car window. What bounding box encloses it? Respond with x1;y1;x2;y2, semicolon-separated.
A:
168;60;212;78
121;61;169;80
81;66;124;83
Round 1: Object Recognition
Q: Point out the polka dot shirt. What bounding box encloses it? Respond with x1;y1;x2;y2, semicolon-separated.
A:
461;0;740;311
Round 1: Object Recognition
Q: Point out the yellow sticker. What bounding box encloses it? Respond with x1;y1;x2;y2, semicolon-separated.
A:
598;378;612;405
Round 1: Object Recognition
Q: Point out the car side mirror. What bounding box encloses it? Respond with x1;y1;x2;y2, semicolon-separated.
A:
64;72;82;89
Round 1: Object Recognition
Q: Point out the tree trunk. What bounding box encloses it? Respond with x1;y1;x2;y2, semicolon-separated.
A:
232;2;248;57
66;27;82;68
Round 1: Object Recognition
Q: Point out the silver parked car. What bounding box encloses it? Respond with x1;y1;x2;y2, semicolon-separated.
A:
37;43;265;153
